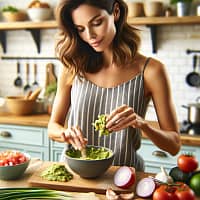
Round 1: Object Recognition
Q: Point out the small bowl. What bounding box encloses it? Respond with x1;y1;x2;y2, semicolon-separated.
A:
0;152;30;180
2;11;27;22
27;8;53;21
6;96;36;115
65;145;114;178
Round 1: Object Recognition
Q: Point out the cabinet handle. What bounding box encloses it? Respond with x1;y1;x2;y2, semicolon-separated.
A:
0;131;12;138
152;150;168;157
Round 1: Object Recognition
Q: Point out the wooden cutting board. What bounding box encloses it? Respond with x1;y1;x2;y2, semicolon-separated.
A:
45;63;57;90
28;162;146;194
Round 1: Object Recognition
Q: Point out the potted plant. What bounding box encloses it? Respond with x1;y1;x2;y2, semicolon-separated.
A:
44;82;57;114
1;6;27;22
170;0;193;16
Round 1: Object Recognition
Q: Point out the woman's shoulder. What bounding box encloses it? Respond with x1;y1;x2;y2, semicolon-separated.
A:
135;54;165;76
58;66;75;86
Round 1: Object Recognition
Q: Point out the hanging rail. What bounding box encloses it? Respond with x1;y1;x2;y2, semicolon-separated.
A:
1;56;59;60
186;49;200;54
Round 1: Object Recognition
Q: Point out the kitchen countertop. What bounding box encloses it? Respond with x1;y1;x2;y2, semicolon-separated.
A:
0;159;105;200
0;159;200;200
0;159;148;200
0;112;200;146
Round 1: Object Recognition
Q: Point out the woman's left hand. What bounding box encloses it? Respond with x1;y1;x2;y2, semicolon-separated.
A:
106;105;146;132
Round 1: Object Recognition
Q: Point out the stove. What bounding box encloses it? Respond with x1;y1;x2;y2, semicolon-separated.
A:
180;120;200;135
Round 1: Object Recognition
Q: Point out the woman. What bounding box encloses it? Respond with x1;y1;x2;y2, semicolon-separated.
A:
48;0;181;171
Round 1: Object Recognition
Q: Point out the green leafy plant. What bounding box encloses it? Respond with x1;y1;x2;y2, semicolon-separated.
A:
2;5;19;13
45;82;57;97
170;0;193;4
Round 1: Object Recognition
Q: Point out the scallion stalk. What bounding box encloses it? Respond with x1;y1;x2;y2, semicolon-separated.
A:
0;188;72;200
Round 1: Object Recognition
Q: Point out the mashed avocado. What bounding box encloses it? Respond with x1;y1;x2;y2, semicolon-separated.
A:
92;114;110;137
41;164;73;182
66;146;112;160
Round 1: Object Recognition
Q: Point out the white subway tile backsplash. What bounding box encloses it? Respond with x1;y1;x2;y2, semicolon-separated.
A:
0;1;200;122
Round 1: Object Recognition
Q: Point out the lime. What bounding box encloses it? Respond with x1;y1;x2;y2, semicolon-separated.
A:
189;172;200;196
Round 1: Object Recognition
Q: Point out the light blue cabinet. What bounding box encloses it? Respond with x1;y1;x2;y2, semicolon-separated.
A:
0;124;49;161
138;138;200;173
49;140;65;162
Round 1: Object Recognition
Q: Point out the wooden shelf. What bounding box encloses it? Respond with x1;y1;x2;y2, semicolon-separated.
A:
0;16;200;54
128;16;200;25
0;20;57;30
0;16;200;30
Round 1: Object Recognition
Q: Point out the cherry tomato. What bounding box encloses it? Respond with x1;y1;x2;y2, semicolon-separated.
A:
177;154;198;173
153;185;179;200
174;183;195;200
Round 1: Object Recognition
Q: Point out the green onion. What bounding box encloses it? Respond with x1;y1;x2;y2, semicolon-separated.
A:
0;188;99;200
0;188;72;200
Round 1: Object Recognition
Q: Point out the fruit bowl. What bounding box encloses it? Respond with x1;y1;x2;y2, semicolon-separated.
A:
0;150;31;180
65;145;114;178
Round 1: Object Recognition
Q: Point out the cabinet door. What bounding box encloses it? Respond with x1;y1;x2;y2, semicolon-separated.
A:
0;124;49;161
51;148;63;162
50;140;65;162
138;139;200;173
0;125;48;146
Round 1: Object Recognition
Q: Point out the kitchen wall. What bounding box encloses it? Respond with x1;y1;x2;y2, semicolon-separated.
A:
0;0;200;122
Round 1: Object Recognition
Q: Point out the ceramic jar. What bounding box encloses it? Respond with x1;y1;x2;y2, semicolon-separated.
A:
143;1;164;17
127;2;144;17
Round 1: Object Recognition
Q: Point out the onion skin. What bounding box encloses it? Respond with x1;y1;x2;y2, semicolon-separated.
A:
114;166;136;189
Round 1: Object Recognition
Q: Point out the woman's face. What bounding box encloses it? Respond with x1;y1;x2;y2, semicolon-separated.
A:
71;4;116;52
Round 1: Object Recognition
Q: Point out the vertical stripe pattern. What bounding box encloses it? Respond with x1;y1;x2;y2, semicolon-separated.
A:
65;71;149;170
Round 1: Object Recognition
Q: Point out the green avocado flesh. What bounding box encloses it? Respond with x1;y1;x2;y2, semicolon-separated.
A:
41;164;73;182
66;146;112;160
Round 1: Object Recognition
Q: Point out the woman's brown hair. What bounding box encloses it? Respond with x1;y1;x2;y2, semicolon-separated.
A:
55;0;141;77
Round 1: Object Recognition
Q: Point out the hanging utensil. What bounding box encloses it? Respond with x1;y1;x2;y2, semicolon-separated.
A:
32;63;39;89
23;63;31;92
186;54;200;87
14;61;23;87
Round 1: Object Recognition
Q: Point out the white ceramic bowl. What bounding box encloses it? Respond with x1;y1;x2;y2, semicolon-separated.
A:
0;152;30;180
27;8;52;21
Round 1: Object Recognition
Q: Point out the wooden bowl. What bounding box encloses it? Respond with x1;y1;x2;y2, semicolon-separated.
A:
2;11;27;22
6;96;36;115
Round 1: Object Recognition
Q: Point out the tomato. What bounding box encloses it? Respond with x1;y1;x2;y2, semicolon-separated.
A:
0;150;28;166
177;154;198;173
153;185;179;200
174;183;195;200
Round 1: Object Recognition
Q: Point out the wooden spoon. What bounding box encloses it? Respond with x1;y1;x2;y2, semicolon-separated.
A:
81;148;86;159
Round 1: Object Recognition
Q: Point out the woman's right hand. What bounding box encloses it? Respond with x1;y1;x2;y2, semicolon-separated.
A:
61;126;88;150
